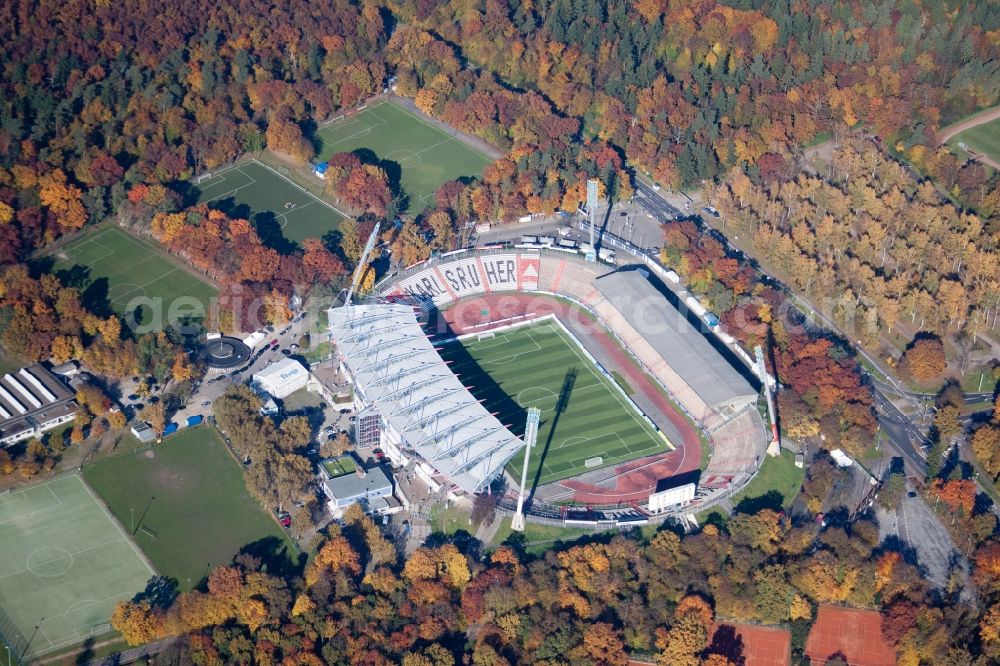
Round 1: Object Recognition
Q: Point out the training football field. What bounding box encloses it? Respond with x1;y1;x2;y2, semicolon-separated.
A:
317;100;493;213
52;226;217;327
195;159;346;247
83;427;297;591
441;321;667;487
0;474;153;660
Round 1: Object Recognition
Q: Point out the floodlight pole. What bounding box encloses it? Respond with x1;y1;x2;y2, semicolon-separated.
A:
755;345;780;456
344;221;381;307
511;407;541;532
586;179;598;262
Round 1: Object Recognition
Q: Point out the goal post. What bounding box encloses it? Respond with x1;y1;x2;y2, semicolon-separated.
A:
477;331;496;342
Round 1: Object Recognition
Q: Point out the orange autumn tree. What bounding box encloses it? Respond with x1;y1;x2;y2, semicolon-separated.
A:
900;335;947;384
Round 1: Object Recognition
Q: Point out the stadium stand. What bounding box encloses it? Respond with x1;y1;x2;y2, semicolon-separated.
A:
376;249;768;510
328;303;524;494
593;270;758;430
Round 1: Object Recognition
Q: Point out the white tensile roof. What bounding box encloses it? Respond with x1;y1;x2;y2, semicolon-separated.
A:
253;357;308;384
328;303;524;493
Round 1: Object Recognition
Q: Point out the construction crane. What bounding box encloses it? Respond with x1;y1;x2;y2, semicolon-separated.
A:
755;344;780;456
344;221;381;307
511;407;541;532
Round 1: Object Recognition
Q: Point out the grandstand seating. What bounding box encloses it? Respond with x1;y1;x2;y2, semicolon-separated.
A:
377;249;768;511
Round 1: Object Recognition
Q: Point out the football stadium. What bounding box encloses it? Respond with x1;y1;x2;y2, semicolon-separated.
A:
328;249;768;519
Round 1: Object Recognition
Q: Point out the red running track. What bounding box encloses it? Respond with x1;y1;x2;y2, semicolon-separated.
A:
441;293;702;505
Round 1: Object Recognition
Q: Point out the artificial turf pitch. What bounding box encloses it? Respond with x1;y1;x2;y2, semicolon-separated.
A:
51;225;217;326
0;474;153;659
316;100;493;213
441;321;667;487
83;427;295;591
195;159;346;246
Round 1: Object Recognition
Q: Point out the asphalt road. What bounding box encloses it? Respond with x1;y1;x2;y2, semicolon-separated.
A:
167;315;316;425
632;180;686;220
871;386;929;477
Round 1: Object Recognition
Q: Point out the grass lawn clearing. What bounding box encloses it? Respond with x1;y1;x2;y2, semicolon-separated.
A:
730;449;805;511
490;517;599;553
0;351;22;375
949;117;1000;165
0;474;153;660
316;101;492;214
195;159;346;249
439;321;667;487
50;225;217;327
83;426;296;590
428;503;474;536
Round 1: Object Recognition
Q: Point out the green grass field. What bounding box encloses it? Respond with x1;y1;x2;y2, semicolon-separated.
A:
195;159;346;248
440;322;668;487
730;448;805;510
949;117;1000;165
0;474;154;660
83;427;295;590
317;101;493;213
490;516;599;553
51;226;217;326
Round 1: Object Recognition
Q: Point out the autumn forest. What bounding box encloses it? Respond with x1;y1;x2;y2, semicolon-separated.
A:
1;0;1000;663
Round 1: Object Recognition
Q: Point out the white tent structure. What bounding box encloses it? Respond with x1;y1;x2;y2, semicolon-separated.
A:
328;303;524;494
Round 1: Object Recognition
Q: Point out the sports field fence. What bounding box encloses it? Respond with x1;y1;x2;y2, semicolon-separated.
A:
0;599;28;665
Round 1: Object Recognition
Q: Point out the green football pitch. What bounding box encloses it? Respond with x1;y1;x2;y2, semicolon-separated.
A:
195;159;346;247
52;225;217;327
441;321;668;487
317;100;493;213
0;474;154;660
83;427;297;591
950;117;1000;165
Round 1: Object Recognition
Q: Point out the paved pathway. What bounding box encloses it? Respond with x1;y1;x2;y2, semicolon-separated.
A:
937;105;1000;144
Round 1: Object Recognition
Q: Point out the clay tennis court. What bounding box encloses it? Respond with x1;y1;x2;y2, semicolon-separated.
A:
709;622;791;666
805;605;896;666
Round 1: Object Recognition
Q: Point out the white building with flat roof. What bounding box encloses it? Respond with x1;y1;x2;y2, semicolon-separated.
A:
253;358;309;399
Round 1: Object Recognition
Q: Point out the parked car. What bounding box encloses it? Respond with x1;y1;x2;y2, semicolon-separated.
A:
289;343;299;350
282;349;292;356
324;425;336;434
339;408;351;415
270;338;278;346
279;514;292;528
702;206;721;218
201;400;212;407
265;325;275;333
280;327;291;335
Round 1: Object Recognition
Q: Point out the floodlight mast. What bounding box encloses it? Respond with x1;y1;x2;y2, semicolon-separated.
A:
586;179;599;262
755;344;780;456
511;407;541;532
344;221;381;307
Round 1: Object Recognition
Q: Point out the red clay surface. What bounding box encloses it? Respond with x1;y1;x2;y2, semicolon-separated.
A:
709;622;791;666
805;605;896;666
441;293;702;504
